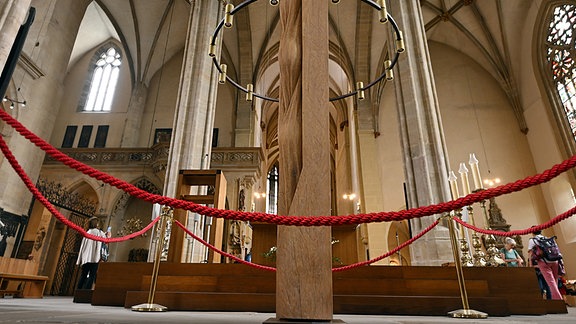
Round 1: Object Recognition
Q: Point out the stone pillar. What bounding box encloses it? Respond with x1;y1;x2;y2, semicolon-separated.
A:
0;0;31;73
274;0;333;321
164;0;221;262
0;0;90;215
120;82;148;147
391;0;453;265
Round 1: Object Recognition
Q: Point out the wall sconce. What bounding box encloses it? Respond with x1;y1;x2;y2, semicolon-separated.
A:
356;82;365;100
254;187;266;199
483;177;501;188
332;0;341;4
342;193;356;200
270;0;279;6
3;96;26;109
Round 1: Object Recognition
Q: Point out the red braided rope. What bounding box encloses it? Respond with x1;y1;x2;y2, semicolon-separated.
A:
175;218;440;273
453;204;576;237
0;134;159;243
2;108;576;226
333;219;440;272
173;220;277;272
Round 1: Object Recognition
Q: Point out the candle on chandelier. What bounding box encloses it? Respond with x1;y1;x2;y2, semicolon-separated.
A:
448;171;460;200
458;162;471;196
468;153;483;191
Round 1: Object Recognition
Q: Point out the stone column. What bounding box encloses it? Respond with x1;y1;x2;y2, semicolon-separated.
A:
0;0;91;215
0;0;31;73
164;0;221;262
274;0;333;321
391;0;453;265
120;82;148;147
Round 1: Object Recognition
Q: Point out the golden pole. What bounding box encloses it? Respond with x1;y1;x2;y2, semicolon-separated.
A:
445;214;488;319
132;206;172;312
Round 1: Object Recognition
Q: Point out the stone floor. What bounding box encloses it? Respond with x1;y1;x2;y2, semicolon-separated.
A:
0;296;574;323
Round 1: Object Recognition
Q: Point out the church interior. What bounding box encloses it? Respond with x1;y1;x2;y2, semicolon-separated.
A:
1;0;576;319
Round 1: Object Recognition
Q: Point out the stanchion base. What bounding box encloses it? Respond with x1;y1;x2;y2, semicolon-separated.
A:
448;309;488;319
131;303;168;312
264;318;345;323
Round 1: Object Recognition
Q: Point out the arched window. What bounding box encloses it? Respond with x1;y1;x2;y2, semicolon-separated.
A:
266;164;279;215
81;45;122;112
545;3;576;140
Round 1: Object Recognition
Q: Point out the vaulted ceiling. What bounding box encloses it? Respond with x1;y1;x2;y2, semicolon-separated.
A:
72;0;534;130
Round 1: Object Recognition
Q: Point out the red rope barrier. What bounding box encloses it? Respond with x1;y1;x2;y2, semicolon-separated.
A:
0;134;159;243
1;108;576;226
174;220;277;272
453;204;576;236
333;219;440;272
175;218;440;273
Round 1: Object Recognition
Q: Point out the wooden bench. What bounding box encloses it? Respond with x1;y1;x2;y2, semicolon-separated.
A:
0;273;48;298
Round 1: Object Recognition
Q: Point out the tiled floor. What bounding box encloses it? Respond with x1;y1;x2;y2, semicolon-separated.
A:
0;296;574;323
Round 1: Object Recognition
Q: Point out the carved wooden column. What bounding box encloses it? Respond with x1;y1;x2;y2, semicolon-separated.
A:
273;0;333;322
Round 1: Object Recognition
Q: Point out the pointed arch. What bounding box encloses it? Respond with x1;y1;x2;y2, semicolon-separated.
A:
537;1;576;158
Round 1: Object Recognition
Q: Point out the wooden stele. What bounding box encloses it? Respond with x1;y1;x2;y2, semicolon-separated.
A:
167;170;227;263
274;0;333;322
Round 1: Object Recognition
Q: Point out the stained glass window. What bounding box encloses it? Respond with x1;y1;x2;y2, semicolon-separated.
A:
83;46;122;112
546;4;576;140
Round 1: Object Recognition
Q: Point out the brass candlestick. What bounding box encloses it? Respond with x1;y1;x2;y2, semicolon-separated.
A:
467;206;486;267
479;198;504;267
455;210;473;267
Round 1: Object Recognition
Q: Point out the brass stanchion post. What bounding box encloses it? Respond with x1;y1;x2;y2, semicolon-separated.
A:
132;206;173;312
445;214;488;319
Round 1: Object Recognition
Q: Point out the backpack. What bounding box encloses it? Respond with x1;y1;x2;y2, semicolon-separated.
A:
531;236;562;261
100;243;109;262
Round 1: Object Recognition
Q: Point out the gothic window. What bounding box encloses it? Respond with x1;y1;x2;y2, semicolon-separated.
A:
545;3;576;141
266;164;279;215
81;45;122;112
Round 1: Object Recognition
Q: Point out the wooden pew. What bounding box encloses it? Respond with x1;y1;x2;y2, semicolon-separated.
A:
0;256;46;298
0;273;48;298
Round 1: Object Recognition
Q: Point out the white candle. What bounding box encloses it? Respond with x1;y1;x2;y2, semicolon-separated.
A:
448;171;460;200
468;153;483;190
458;162;471;196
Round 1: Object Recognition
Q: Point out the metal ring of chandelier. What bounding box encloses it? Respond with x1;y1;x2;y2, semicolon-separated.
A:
209;0;405;103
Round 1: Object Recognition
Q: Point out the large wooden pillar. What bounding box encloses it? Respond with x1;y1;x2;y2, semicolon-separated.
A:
274;0;333;321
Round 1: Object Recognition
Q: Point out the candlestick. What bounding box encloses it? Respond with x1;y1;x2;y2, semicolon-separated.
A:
448;171;460;200
458;163;471;196
468;153;483;190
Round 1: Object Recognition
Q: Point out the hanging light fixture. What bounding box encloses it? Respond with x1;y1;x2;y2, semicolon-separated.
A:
3;96;26;109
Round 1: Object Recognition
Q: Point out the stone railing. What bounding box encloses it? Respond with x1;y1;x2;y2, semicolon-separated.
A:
44;145;263;175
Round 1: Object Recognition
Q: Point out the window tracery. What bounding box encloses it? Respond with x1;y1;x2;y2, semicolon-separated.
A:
81;45;122;112
546;3;576;140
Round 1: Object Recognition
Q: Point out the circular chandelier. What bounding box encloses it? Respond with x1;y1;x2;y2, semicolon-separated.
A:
209;0;405;102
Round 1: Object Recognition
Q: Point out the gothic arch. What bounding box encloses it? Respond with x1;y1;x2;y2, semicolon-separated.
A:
536;1;576;159
110;177;161;220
